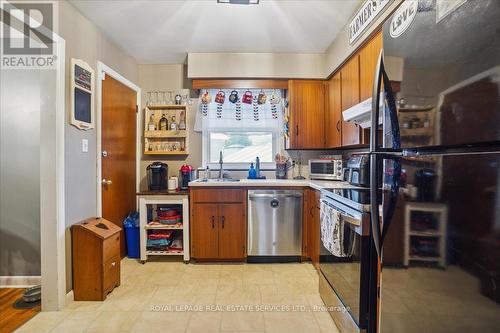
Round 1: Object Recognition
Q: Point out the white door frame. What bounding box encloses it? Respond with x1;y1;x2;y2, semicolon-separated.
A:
39;36;66;310
96;62;141;216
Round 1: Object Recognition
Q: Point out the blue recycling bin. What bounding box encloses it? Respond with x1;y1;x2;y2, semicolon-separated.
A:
123;212;140;259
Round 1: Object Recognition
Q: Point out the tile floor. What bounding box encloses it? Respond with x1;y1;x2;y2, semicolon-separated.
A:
16;258;340;333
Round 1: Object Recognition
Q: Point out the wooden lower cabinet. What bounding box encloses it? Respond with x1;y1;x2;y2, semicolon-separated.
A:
191;204;219;259
309;190;321;269
303;189;321;269
190;189;246;261
218;204;246;260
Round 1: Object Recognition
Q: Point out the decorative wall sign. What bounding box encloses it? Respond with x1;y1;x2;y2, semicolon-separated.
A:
390;0;418;38
349;0;391;45
70;58;95;130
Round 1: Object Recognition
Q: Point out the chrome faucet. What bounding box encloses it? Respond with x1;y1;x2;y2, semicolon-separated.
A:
218;151;224;180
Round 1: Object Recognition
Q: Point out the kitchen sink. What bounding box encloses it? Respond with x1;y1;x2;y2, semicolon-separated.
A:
197;178;241;182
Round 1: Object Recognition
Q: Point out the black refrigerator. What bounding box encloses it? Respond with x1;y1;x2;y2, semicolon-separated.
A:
369;0;500;332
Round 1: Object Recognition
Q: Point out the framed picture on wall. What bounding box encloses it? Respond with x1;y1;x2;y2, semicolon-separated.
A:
70;58;95;130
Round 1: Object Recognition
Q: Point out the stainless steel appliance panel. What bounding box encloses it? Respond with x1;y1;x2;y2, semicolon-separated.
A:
248;190;303;256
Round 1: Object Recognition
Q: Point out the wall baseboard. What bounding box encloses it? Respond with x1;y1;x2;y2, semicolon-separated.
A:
65;290;74;307
0;276;41;288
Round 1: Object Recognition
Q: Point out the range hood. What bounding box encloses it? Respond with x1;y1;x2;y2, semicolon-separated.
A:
342;94;384;129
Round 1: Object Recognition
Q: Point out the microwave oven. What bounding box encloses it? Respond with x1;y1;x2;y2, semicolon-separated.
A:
309;158;344;181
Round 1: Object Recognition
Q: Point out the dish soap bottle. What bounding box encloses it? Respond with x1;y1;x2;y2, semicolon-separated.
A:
248;163;257;179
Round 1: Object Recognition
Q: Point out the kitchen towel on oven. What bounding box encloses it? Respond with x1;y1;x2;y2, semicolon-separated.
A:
320;201;348;257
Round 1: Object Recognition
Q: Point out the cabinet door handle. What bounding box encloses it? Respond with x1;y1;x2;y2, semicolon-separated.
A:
221;216;225;229
211;216;215;229
296;125;299;136
336;120;341;132
310;207;314;217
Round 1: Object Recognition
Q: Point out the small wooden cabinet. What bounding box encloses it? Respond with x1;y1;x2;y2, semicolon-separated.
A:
190;189;246;261
71;218;121;301
288;80;326;149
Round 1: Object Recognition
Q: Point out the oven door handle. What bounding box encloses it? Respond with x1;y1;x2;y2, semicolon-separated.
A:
321;200;361;227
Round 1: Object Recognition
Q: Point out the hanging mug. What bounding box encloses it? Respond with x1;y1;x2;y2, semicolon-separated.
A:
242;90;253;104
229;90;239;104
201;90;211;104
215;90;225;104
257;90;267;105
269;90;281;105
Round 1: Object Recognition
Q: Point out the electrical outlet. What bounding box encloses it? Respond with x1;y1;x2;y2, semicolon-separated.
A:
81;139;89;153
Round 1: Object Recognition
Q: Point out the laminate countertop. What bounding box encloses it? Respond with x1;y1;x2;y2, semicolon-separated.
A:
188;179;356;191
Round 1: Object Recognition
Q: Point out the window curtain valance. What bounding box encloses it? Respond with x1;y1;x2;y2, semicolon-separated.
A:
194;89;284;132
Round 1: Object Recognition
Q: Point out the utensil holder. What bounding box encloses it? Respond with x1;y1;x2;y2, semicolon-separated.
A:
276;162;288;179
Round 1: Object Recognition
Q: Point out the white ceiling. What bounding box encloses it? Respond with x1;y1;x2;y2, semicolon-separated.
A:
69;0;361;64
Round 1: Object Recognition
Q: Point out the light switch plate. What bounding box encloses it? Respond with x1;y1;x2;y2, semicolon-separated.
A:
81;139;89;153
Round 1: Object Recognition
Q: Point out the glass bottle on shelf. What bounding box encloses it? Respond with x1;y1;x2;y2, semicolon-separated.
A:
148;113;156;131
170;115;178;130
423;114;430;128
179;110;186;130
159;113;168;131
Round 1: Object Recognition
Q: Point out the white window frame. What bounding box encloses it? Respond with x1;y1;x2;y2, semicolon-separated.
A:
202;131;280;170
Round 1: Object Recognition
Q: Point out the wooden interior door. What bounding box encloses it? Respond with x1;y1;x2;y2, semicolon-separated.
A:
341;56;361;146
191;204;219;259
289;80;325;149
218;204;246;260
101;75;137;257
325;72;342;148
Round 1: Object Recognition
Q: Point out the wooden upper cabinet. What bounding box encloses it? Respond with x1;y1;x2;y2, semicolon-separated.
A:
288;80;326;149
325;72;342;148
359;31;383;101
341;55;361;146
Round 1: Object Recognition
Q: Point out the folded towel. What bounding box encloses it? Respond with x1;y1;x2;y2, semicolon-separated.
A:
320;201;348;257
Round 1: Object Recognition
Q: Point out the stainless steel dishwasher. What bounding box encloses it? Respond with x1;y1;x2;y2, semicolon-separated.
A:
247;190;303;262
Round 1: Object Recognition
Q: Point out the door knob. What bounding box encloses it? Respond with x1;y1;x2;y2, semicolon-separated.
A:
102;150;108;157
102;179;112;185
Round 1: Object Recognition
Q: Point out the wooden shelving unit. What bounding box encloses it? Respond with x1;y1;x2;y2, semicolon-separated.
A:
138;195;190;263
398;107;435;145
143;105;189;155
404;202;448;267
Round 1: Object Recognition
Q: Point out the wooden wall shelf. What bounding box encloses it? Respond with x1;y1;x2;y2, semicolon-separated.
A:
147;104;187;110
144;151;189;156
144;130;187;138
192;79;289;90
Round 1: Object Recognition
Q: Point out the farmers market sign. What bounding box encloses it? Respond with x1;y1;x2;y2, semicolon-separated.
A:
349;0;391;45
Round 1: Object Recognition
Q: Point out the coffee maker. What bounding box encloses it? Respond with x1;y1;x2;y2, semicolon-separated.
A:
147;162;168;191
179;165;196;190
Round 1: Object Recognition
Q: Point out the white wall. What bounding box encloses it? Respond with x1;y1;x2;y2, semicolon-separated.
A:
138;65;201;190
58;0;139;292
188;53;325;79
